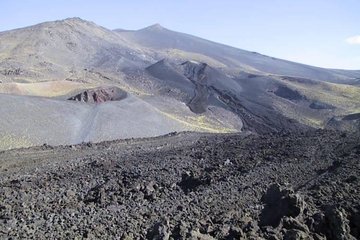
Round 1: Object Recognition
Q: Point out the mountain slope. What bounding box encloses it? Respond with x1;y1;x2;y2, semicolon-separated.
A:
0;18;153;84
0;18;359;149
115;24;360;83
0;92;242;150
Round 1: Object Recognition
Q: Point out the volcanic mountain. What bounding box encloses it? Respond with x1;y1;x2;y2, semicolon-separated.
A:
0;17;359;150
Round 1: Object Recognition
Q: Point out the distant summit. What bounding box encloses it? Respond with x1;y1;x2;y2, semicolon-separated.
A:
140;23;167;31
62;17;88;23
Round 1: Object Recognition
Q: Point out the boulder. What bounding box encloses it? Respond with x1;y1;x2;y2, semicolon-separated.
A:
259;184;305;227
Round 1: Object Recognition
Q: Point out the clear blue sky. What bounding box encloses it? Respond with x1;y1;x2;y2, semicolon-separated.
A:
1;0;359;69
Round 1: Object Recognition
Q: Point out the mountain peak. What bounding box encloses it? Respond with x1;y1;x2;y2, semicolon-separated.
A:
46;17;98;28
62;17;97;25
140;23;167;31
64;17;85;22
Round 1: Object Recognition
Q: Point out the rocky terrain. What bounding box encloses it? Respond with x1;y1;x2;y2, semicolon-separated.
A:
1;130;359;239
0;18;359;239
68;86;127;103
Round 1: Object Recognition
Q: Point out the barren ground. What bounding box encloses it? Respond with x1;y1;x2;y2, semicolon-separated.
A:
0;130;359;239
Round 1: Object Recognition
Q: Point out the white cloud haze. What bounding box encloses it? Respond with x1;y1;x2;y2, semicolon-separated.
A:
346;35;360;45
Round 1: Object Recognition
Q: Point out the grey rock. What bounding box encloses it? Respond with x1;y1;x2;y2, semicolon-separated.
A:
324;206;356;240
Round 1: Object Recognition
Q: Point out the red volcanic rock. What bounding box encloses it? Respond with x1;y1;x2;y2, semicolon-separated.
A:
68;87;127;103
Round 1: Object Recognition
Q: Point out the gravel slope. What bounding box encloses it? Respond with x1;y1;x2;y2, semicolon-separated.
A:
1;93;233;150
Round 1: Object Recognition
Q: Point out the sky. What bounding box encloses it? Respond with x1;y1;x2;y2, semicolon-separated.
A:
1;0;359;70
